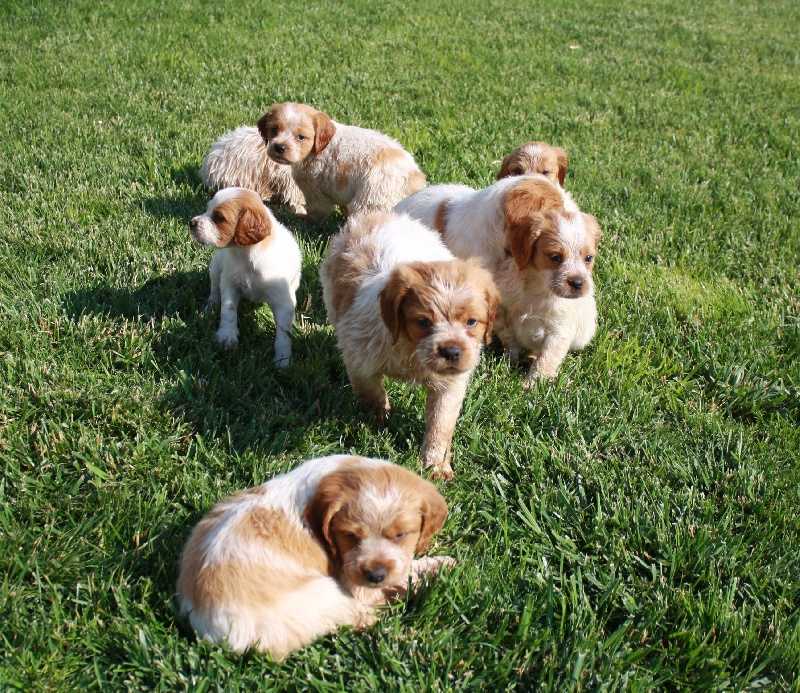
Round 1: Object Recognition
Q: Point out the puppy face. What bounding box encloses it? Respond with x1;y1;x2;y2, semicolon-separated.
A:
497;142;568;186
257;102;336;165
304;463;448;590
379;260;500;376
511;211;602;299
189;187;272;247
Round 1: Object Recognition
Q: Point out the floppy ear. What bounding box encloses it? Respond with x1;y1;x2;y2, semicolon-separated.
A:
496;153;513;180
582;213;602;245
234;205;272;246
555;147;568;186
415;480;448;554
508;212;549;271
482;278;501;346
379;265;416;344
304;474;347;561
256;105;279;144
313;110;336;154
504;179;563;270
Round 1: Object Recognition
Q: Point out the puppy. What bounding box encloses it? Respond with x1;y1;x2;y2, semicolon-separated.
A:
189;187;302;367
320;212;499;480
199;126;306;213
257;103;426;225
496;141;568;186
395;175;601;383
176;454;453;658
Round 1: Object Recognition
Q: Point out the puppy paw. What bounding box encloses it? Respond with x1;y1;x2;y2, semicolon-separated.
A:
427;464;454;482
273;352;291;369
411;555;457;583
215;328;239;350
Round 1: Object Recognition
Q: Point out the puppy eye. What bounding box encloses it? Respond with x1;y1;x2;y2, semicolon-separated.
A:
392;533;407;542
584;254;594;264
466;318;478;327
296;134;306;141
549;253;563;263
269;127;279;136
512;167;524;175
212;211;225;223
345;532;360;542
541;170;550;176
417;318;433;328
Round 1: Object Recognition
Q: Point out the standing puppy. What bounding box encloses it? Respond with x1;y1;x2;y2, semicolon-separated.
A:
199;125;306;213
396;175;601;383
257;102;426;225
189;187;302;367
320;212;499;479
496;141;568;186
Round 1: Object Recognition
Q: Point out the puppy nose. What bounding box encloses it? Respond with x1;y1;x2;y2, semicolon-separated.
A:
364;567;388;584
438;345;462;363
189;218;198;230
568;278;584;291
273;143;287;154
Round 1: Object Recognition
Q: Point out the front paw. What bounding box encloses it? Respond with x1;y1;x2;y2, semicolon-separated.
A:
273;352;291;369
411;555;457;583
427;463;454;482
215;327;239;350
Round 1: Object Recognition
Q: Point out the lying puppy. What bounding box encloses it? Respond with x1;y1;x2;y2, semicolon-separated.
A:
395;175;601;383
177;454;453;658
199;126;306;213
320;212;499;480
496;141;568;186
257;102;426;225
189;187;302;367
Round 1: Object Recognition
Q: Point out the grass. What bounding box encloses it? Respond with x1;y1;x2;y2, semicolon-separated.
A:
1;0;799;689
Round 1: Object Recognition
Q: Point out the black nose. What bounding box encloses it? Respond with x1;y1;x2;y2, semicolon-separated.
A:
364;567;388;584
439;345;462;363
189;218;198;230
273;143;286;154
568;278;584;291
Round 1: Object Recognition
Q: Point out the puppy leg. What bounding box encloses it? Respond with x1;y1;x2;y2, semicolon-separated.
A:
493;307;520;362
270;301;295;368
421;373;471;480
382;556;457;601
300;195;335;226
524;336;571;386
348;371;391;427
207;252;222;309
215;283;241;349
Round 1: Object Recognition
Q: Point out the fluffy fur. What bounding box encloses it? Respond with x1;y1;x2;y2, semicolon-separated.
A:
496;141;568;186
395;175;601;384
199;126;306;213
320;212;499;479
257;102;426;224
189;187;302;367
176;454;452;658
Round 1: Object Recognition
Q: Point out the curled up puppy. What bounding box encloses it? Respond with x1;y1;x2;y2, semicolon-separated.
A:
177;454;453;659
257;102;426;224
189;187;302;367
320;212;500;479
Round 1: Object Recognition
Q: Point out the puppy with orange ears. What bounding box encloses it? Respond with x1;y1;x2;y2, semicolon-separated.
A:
257;102;426;225
177;454;453;658
199;126;306;213
320;212;500;479
189;187;302;367
395;175;601;384
496;141;568;186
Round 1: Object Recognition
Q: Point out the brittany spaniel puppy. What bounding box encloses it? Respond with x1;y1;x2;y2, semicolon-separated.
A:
496;141;568;187
189;187;302;367
199;126;306;213
395;175;601;384
320;212;499;480
177;454;453;658
257;102;426;225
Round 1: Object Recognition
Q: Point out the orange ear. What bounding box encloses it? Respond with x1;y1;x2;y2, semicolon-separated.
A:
415;480;448;554
234;205;272;246
304;474;347;561
313;110;336;154
379;265;416;343
256;105;279;144
555;147;568;186
504;179;564;269
496;153;513;180
582;213;602;244
482;276;501;345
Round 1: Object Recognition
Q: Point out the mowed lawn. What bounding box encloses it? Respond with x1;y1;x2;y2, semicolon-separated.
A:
1;0;799;690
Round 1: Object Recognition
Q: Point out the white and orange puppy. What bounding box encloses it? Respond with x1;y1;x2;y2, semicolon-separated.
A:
177;454;453;658
496;141;568;186
199;126;306;213
320;212;499;480
395;176;601;384
189;187;302;367
257;102;426;225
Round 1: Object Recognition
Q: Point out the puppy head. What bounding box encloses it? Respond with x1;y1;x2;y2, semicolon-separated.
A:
497;142;568;186
257;102;336;165
511;210;602;299
379;259;500;374
189;187;273;248
304;461;448;589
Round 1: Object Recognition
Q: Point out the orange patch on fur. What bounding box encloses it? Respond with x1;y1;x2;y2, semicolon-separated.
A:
433;200;450;238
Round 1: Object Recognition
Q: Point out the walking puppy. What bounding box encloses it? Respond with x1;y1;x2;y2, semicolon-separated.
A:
199;126;306;213
177;454;453;658
257;102;426;224
496;141;568;186
396;175;601;383
189;187;302;367
320;212;499;479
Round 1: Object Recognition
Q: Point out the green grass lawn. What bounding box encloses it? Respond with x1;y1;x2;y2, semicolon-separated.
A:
1;0;799;689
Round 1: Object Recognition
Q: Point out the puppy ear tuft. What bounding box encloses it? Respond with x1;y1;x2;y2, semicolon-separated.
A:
304;474;346;561
313;110;336;154
234;205;272;246
582;213;602;244
496;153;512;180
415;480;448;554
482;274;501;345
555;147;568;186
379;265;415;344
256;105;278;144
